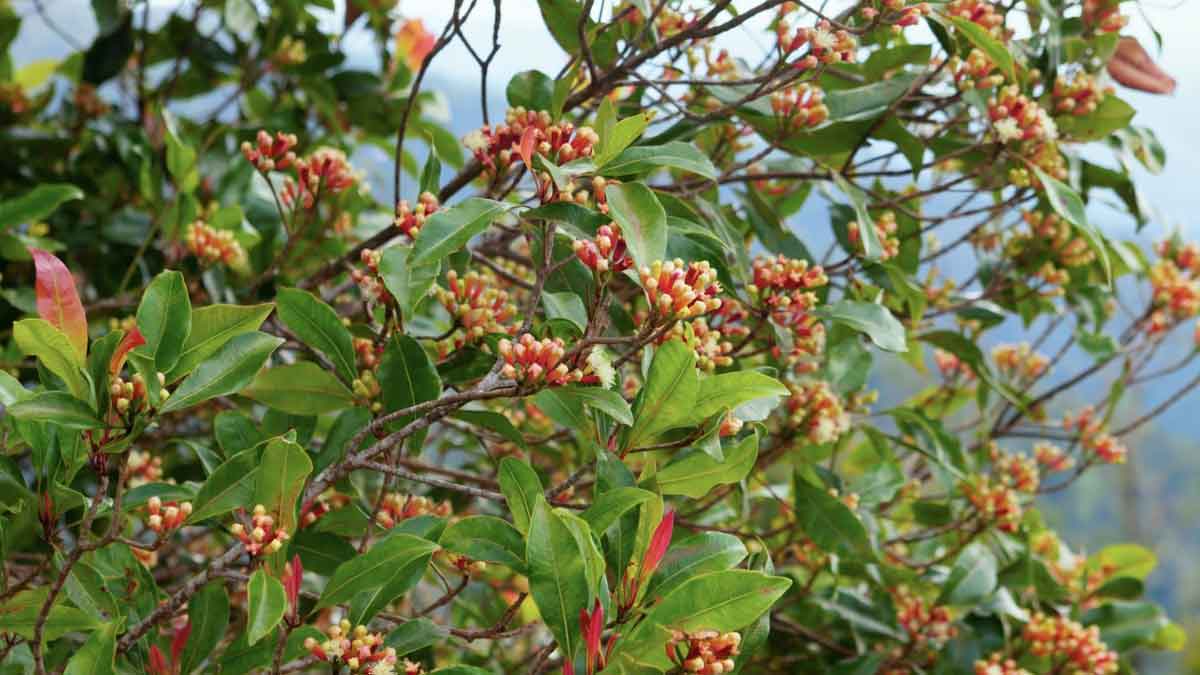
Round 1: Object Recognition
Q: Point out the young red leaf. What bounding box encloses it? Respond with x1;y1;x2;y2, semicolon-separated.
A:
109;327;146;375
171;617;192;664
29;247;87;359
642;510;675;579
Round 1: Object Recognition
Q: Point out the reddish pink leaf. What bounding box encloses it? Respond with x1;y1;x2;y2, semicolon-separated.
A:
519;125;537;170
171;618;192;664
110;327;146;375
642;510;675;578
148;645;169;675
29;248;87;358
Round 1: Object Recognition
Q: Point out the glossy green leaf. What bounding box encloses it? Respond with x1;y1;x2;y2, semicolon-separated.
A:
13;318;88;398
276;287;357;383
166;303;274;382
693;371;788;422
316;534;438;610
242;361;355;415
825;72;921;122
793;474;873;559
582;486;656;534
385;617;450;657
606;182;667;273
0;183;83;230
188;447;259;522
816;300;907;353
179;582;230;674
62;619;119;675
136;270;192;373
8;391;103;429
379;245;440;318
949;16;1015;81
542;291;588;332
1033;166;1112;284
498;457;544;535
161;332;282;413
646;532;748;600
411;198;506;265
655;430;758;498
253;437;312;533
600;142;719;180
527;500;591;663
627;340;698;449
938;543;998;606
378;334;442;446
246;568;286;646
440;515;526;571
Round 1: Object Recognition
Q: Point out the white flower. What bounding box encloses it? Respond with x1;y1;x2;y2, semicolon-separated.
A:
993;117;1022;143
370;663;396;675
462;129;489;152
811;28;837;51
1037;107;1059;141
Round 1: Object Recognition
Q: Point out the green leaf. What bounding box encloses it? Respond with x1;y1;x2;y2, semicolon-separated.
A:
1033;167;1112;284
815;300;907;353
793;474;873;559
378;334;442;443
0;183;83;230
938;543;997;606
254;437;312;533
498;457;544;535
655;430;758;498
420;137;443;195
0;588;101;640
62;619;119;675
316;534;439;610
506;69;554;110
8;391;103;429
646;532;748;600
595;113;650;166
582;487;656;534
166;303;274;382
644;569;790;633
606;182;667;273
1057;95;1135;141
527;500;591;663
276;287;357;383
188;448;259;522
180;582;230;674
246;568;286;646
136;270;192;373
411;198;506;265
948;16;1015;81
1088;544;1157;580
451;410;529;450
161;332;282;413
542;291;588;332
832;174;883;260
825;72;921;122
384;618;450;657
626;340;698;449
242;362;355;415
693;371;789;422
600;142;719;180
379;245;441;319
559;385;633;426
1082;600;1170;652
13;318;88;398
440;515;526;571
164;111;199;192
63;562;119;623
